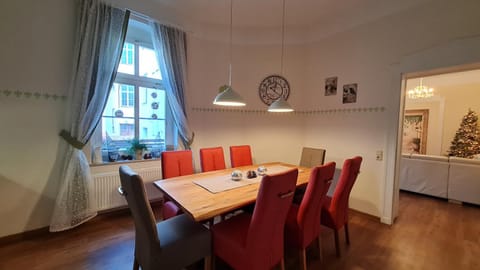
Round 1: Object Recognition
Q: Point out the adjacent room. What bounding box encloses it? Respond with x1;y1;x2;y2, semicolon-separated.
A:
1;0;479;269
400;69;480;205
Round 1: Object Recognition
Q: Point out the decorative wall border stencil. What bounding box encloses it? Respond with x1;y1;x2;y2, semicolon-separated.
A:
192;107;269;114
299;106;385;115
192;106;385;115
1;89;67;101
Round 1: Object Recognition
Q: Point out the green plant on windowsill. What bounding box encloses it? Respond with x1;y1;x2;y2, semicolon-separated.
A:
129;138;148;160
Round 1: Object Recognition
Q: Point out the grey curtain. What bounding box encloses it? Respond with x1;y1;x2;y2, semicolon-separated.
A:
150;23;194;148
50;0;129;232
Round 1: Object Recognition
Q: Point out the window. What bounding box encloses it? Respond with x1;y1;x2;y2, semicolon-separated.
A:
99;18;173;162
120;43;134;64
120;123;135;137
120;84;134;107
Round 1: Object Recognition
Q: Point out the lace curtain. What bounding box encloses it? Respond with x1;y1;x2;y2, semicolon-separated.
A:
150;23;194;149
50;0;129;232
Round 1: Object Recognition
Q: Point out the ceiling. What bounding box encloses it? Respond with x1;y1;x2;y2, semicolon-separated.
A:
151;0;432;30
406;69;480;91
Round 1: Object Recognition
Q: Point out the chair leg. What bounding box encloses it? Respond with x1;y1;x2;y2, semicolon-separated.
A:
334;229;341;257
132;257;139;270
204;255;212;270
207;218;214;228
317;236;323;262
279;257;286;270
344;222;350;245
299;249;307;270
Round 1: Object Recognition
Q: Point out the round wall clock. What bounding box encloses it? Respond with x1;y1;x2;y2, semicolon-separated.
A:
258;75;290;105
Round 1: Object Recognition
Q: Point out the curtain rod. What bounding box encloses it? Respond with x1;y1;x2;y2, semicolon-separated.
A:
101;0;193;34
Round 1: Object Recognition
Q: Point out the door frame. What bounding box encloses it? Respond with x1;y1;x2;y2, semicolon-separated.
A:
383;36;480;224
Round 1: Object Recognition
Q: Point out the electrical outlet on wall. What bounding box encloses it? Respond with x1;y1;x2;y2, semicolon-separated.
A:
376;150;383;161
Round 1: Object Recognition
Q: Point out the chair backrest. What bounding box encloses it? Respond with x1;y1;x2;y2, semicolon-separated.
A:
161;150;194;179
297;162;336;247
229;145;253;167
199;146;226;172
247;168;298;269
299;147;326;167
329;156;363;225
118;166;159;263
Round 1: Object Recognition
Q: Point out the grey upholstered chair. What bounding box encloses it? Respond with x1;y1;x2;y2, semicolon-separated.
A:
299;147;326;167
118;165;211;270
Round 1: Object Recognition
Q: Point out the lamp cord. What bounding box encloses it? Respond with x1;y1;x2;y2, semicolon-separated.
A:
280;0;286;76
228;0;233;86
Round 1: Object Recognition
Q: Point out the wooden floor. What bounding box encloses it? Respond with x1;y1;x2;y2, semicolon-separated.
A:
1;191;479;270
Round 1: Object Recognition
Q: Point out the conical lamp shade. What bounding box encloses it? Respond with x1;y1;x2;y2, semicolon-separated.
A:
268;97;294;112
213;85;246;106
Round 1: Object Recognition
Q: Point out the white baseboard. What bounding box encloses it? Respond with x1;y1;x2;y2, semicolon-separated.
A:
381;216;393;225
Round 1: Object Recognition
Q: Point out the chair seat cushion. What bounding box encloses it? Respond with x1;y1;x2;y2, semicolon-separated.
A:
163;201;182;220
212;213;251;269
152;214;211;269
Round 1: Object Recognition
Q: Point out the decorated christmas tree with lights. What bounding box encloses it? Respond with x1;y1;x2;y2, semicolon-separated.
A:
448;109;480;158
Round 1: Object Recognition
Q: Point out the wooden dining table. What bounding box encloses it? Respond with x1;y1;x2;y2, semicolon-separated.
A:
153;162;312;222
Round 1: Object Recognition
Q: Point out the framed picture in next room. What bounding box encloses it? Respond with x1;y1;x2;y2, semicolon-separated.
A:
342;83;357;103
402;109;429;154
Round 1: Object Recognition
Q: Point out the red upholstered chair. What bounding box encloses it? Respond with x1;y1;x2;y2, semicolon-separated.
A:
161;150;194;220
161;150;194;178
199;146;226;172
212;168;298;270
285;162;336;269
229;145;253;167
321;156;362;256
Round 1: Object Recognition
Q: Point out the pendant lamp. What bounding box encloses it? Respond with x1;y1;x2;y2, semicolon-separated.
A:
268;0;293;112
213;0;246;106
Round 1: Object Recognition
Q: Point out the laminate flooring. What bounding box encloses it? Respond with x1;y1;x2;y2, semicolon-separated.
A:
0;191;479;270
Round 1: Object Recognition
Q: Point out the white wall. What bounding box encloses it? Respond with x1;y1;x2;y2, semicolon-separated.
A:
186;35;308;169
186;0;480;220
2;0;480;237
301;0;480;220
405;78;480;156
0;0;75;237
404;96;445;155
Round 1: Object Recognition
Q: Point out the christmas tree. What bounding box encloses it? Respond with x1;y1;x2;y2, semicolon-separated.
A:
448;109;480;158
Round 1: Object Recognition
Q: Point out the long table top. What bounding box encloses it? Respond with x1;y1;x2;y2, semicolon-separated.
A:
153;162;311;222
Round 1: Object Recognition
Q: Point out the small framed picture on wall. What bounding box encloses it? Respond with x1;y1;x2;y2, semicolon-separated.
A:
325;76;338;96
343;83;357;103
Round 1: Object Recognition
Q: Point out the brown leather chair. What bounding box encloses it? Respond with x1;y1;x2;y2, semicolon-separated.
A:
118;165;211;270
294;147;327;203
299;147;326;167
